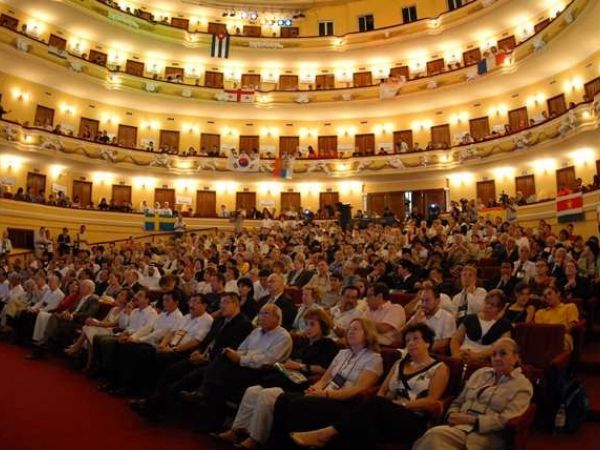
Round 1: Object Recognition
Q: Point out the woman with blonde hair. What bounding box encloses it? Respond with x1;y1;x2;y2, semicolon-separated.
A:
268;317;383;448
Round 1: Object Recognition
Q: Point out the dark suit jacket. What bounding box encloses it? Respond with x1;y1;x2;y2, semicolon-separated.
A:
392;274;419;293
257;294;297;330
72;294;100;324
485;276;518;297
199;313;254;360
287;270;314;288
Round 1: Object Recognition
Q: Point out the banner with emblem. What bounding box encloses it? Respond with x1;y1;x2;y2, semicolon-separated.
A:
556;191;584;223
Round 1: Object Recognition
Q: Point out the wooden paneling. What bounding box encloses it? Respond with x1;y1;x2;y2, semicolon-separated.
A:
424;189;446;213
476;180;496;205
280;27;299;38
515;175;535;199
556;166;576;191
125;59;144;76
201;133;220;153
597;160;600;178
427;58;445;75
534;19;550;33
319;192;339;211
508;107;529;132
111;185;132;207
411;191;425;217
243;25;261;37
27;172;46;195
48;34;67;50
73;180;93;207
195;190;217;217
171;17;189;30
281;192;301;213
7;228;34;250
159;130;180;152
547;94;567;117
389;66;409;80
584;77;600;101
387;191;406;219
315;74;335;90
236;191;256;212
79;117;100;139
353;71;372;87
0;14;19;30
154;188;175;209
355;133;375;155
239;135;259;152
165;67;184;81
318;136;338;158
367;193;386;215
431;124;451;147
462;48;481;66
208;22;227;35
117;124;137;148
393;130;413;152
241;74;261;89
279;75;299;91
497;35;516;52
204;71;224;88
279;136;299;156
34;105;55;127
469;116;490;141
88;49;107;66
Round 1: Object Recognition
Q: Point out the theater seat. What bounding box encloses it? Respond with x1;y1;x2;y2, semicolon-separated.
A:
512;323;568;370
284;287;303;305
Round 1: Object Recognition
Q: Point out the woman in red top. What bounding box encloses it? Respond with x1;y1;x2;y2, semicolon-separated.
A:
55;280;81;313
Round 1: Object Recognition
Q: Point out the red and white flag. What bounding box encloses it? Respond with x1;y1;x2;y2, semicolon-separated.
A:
556;191;584;223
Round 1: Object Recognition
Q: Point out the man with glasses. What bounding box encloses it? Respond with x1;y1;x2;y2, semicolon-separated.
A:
131;292;253;419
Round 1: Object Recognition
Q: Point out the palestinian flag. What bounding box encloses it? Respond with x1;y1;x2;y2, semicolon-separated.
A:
211;32;230;58
556;192;584;223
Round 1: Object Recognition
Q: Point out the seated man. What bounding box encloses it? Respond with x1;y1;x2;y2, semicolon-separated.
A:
405;283;456;354
29;279;99;359
131;292;253;418
93;287;157;375
101;291;184;394
256;273;297;330
194;303;292;431
364;283;405;346
449;265;487;322
534;286;579;352
329;285;365;341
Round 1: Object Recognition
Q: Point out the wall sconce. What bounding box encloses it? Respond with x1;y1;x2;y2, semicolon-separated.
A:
12;88;30;102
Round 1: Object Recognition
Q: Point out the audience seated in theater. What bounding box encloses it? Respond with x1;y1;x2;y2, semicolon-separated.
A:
413;338;533;450
268;317;382;448
364;283;405;346
291;286;324;333
255;273;297;330
449;265;487;321
450;289;512;362
215;308;338;449
485;261;518;295
291;323;449;449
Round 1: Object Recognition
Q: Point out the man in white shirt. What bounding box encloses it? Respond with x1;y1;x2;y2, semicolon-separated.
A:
0;270;9;303
365;283;406;346
95;287;157;375
512;245;536;284
224;267;240;294
22;275;64;350
104;291;187;394
0;273;26;329
449;265;487;321
406;284;456;353
330;285;365;340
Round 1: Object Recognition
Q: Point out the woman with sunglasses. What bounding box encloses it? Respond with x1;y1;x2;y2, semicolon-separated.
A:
414;338;533;450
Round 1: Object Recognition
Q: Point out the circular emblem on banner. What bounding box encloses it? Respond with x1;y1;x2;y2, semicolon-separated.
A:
238;156;250;168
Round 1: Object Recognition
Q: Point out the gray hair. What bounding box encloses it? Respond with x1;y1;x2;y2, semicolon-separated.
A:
493;337;520;354
81;279;96;293
260;303;282;326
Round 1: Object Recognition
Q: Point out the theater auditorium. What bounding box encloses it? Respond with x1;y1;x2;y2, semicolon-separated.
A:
0;0;599;449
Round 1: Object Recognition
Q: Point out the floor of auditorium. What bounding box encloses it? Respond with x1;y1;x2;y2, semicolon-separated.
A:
0;340;598;450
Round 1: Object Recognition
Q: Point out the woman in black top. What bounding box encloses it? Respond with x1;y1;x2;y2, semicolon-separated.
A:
503;282;535;325
563;260;590;300
237;277;259;320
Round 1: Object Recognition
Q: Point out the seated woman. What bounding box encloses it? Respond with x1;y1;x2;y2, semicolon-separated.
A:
290;323;449;449
215;308;338;449
534;285;579;352
64;288;132;370
413;338;533;450
292;286;323;332
528;259;555;304
267;318;383;448
450;289;512;362
502;282;535;325
562;260;590;301
237;277;259;321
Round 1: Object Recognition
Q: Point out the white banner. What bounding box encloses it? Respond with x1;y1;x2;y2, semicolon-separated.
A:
176;196;192;206
0;176;16;186
227;154;260;171
52;183;67;193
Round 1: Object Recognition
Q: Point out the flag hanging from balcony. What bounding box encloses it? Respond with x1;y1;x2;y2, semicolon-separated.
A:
211;32;230;58
556;191;584;223
273;156;294;179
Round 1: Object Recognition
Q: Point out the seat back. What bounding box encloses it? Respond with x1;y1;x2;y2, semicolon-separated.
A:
389;291;416;307
436;355;466;397
513;323;565;369
284;287;303;305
